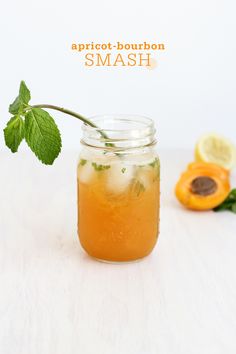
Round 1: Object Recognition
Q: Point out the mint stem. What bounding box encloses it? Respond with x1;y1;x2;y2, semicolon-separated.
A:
31;104;95;127
30;104;110;141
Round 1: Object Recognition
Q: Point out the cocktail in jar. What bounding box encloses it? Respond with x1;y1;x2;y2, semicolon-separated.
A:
77;115;160;262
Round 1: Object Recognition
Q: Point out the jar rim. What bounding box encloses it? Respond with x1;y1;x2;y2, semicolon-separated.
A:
81;114;156;150
82;114;155;133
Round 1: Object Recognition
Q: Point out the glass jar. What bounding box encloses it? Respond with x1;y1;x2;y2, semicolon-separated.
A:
77;115;160;262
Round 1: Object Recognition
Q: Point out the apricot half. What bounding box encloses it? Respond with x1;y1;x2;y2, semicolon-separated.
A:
175;162;230;210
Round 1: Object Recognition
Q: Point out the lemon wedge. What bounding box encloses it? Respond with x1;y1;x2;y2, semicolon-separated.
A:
195;134;236;170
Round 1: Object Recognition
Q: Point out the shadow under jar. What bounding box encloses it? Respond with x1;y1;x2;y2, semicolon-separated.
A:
77;115;160;262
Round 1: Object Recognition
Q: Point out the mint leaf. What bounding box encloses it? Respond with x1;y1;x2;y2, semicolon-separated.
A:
214;189;236;213
79;159;87;166
231;203;236;213
228;189;236;200
149;158;158;168
9;81;31;115
130;179;145;196
149;157;160;180
25;108;61;165
3;115;25;152
92;162;110;171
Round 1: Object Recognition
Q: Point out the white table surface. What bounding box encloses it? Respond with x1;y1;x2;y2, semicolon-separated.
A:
0;150;236;354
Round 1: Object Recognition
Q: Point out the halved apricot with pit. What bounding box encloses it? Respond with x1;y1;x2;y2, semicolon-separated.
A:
175;162;230;210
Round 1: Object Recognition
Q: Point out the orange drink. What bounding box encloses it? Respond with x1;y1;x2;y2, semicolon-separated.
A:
77;116;160;262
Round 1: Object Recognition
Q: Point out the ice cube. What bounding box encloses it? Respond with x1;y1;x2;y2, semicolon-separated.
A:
137;170;151;189
78;161;95;184
106;163;134;193
126;152;156;166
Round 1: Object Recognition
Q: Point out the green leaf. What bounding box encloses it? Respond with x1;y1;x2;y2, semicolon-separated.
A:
79;159;87;166
214;203;231;212
149;158;158;168
92;162;110;171
214;189;236;213
228;189;236;200
9;81;31;115
149;157;160;180
3;115;25;152
130;179;145;197
231;203;236;213
25;108;61;165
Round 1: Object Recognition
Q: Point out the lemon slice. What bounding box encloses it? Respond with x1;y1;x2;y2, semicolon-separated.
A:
195;134;236;170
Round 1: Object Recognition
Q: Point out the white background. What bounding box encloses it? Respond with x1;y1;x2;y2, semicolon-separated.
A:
1;3;236;352
0;0;236;152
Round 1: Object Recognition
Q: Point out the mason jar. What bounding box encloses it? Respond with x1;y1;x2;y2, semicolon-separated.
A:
77;115;160;262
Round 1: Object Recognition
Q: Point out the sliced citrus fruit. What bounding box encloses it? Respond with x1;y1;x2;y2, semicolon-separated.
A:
195;134;236;170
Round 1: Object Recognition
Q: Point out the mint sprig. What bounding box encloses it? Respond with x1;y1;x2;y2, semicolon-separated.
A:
4;81;61;165
3;81;109;165
213;189;236;213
